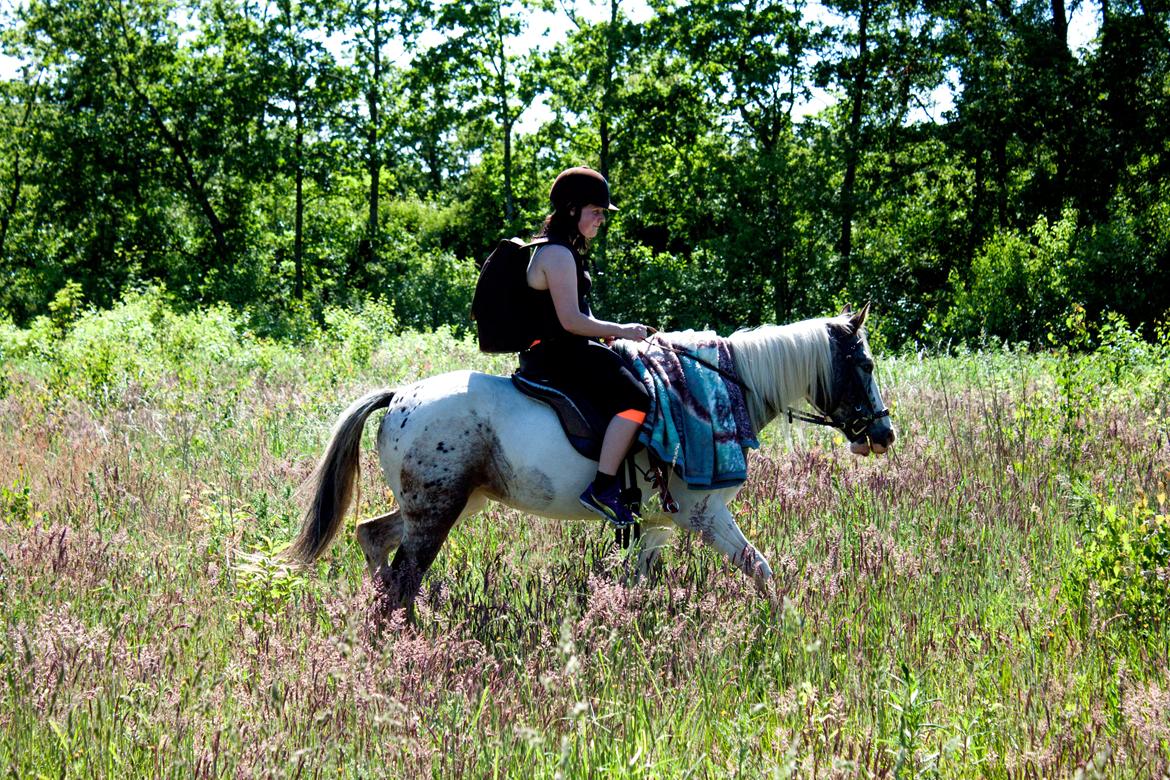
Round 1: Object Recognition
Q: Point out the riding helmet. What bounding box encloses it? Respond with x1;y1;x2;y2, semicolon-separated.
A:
549;166;618;212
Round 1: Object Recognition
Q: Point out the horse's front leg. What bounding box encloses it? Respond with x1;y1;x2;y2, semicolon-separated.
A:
634;521;674;583
676;494;773;594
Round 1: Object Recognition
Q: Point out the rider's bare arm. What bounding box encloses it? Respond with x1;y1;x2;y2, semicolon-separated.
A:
527;245;649;341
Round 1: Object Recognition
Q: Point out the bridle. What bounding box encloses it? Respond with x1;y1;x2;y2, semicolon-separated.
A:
786;330;890;442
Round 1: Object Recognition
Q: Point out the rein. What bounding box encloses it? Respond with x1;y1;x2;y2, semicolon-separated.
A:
646;335;751;393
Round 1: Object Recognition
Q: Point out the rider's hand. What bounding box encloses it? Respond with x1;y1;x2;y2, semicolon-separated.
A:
621;323;652;341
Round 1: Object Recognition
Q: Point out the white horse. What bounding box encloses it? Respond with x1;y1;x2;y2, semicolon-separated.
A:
288;306;895;612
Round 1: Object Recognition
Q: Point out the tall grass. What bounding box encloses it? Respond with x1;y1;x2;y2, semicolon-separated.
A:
1;291;1167;778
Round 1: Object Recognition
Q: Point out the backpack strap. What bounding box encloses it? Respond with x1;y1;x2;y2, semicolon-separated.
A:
511;236;550;250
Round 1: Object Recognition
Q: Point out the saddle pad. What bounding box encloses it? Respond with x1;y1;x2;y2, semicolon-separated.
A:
511;372;605;460
612;331;758;489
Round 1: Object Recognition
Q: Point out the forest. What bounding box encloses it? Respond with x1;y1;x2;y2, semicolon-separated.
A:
0;0;1167;349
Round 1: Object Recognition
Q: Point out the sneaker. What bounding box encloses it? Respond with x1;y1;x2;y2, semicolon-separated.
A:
579;482;638;529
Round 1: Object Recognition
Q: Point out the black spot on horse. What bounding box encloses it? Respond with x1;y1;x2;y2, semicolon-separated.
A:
523;468;557;504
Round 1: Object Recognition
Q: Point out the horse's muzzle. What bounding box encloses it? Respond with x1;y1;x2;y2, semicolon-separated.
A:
850;423;895;456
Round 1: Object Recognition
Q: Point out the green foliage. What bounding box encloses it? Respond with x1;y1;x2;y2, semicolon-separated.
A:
234;545;313;626
881;663;941;779
1;0;1169;348
318;299;398;369
46;281;84;334
942;210;1078;345
599;244;731;331
1;286;290;407
0;478;33;527
1066;492;1170;637
366;205;478;334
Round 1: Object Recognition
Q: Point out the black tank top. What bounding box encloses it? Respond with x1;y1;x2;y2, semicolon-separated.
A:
527;240;592;344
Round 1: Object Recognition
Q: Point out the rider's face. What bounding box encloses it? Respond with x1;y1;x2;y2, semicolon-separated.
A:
576;204;608;239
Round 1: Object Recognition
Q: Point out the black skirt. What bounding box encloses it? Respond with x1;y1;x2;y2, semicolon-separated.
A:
518;337;650;422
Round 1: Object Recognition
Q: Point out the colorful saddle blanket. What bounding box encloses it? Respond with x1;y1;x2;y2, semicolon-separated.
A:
612;332;758;489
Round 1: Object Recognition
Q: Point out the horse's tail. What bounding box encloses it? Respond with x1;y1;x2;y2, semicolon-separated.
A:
287;389;396;565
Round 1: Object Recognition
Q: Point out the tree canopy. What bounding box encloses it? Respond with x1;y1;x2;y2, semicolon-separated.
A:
1;0;1166;348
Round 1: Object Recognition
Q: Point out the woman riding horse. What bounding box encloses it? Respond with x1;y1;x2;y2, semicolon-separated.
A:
288;309;895;619
521;167;653;529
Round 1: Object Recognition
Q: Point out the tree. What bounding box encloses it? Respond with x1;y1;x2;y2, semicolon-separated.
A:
252;0;348;299
429;0;549;224
343;0;418;275
651;0;819;321
0;69;40;274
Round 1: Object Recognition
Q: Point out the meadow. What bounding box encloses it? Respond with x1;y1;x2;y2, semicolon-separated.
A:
1;291;1168;778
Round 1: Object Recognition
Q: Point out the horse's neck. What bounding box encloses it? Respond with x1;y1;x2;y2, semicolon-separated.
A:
729;321;831;433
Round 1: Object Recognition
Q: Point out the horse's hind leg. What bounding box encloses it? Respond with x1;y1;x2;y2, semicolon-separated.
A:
379;514;457;621
356;509;403;578
377;486;486;620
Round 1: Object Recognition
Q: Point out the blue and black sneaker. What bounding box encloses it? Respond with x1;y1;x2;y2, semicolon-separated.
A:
579;482;638;529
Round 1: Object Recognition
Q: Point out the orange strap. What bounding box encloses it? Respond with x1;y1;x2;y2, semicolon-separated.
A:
616;409;647;424
528;338;541;348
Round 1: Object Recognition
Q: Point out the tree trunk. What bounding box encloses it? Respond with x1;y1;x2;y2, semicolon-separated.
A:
294;93;305;300
993;135;1009;228
365;0;382;270
496;4;515;224
109;0;229;264
1136;0;1170;52
286;1;306;301
1051;0;1068;46
599;0;619;181
502;110;514;223
1051;0;1073;217
837;0;871;291
0;77;38;266
768;169;790;323
135;82;230;263
427;84;443;194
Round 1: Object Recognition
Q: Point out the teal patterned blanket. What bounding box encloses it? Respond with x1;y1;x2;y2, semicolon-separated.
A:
612;331;758;489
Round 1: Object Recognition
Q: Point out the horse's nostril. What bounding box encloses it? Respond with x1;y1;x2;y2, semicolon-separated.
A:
869;427;895;450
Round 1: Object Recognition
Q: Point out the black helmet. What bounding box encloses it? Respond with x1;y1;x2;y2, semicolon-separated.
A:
549;166;618;212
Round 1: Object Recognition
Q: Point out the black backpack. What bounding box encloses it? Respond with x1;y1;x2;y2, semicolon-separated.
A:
471;236;549;353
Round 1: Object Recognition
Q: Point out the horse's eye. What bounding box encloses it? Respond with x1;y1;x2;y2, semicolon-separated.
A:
859;361;874;374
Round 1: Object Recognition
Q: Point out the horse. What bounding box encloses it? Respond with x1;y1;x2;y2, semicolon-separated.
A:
287;305;895;613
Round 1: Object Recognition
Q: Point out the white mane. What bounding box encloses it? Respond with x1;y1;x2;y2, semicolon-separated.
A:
728;318;835;432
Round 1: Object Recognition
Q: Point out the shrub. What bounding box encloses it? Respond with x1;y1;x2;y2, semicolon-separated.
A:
599;244;733;332
942;210;1078;345
1066;491;1170;637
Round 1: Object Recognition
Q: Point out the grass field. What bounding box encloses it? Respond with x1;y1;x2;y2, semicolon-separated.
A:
1;295;1168;778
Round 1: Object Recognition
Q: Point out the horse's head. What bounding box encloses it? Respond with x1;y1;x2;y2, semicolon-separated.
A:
816;304;896;456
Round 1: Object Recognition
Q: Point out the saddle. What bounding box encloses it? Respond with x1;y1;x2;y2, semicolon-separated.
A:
510;370;607;461
511;364;681;542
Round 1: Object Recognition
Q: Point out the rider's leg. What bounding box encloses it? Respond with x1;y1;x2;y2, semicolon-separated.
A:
598;410;644;474
580;409;645;526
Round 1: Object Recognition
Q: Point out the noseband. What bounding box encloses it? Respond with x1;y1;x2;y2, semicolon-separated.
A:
786;331;889;442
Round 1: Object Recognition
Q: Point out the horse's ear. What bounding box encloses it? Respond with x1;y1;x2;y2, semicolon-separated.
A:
839;303;852;315
849;301;871;331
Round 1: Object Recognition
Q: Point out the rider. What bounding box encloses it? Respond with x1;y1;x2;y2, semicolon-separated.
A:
521;166;653;528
